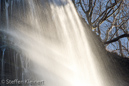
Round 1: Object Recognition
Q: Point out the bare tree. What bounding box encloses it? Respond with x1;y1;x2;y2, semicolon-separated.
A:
72;0;129;57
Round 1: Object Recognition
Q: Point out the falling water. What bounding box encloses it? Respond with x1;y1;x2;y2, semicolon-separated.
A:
1;48;5;86
0;0;112;86
5;1;9;29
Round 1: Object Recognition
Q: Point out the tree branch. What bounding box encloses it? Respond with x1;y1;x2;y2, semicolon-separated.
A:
104;34;129;44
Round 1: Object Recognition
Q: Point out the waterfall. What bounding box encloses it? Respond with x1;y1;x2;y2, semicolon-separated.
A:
1;48;5;86
0;0;113;86
5;0;9;30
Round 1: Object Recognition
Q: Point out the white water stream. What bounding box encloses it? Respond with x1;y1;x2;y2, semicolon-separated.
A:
2;0;108;86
